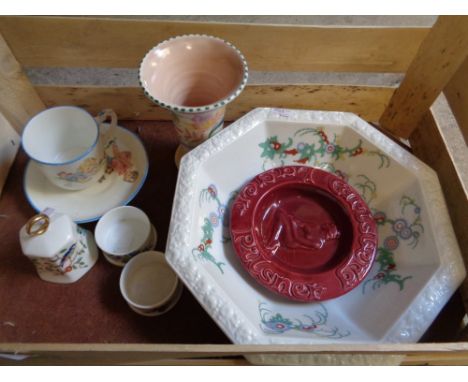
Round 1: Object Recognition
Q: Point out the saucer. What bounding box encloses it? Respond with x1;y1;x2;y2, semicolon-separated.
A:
102;224;158;267
230;165;378;302
24;125;149;224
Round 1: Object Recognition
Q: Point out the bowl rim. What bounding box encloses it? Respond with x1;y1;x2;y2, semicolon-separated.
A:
138;34;249;114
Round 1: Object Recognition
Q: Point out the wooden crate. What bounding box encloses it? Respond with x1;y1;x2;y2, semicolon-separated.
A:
0;16;467;366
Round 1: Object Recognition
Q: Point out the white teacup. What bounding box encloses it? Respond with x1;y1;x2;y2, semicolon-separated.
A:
22;106;117;191
120;251;182;316
94;206;157;267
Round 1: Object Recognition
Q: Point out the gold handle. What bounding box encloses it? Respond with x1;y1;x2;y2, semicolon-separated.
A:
26;214;50;236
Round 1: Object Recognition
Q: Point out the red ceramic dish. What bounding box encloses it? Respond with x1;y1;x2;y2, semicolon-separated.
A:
230;165;378;302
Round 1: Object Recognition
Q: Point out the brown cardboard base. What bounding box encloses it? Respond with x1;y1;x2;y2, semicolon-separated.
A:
0;120;465;345
0;121;229;344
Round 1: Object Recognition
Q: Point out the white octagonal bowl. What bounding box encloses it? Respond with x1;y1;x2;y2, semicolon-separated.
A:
166;108;465;345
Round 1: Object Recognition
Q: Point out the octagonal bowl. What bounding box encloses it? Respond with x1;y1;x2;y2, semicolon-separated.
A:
166;108;465;345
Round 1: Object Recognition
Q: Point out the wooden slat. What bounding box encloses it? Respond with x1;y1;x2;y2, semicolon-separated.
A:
0;354;250;366
2;352;467;366
379;16;468;139
112;358;251;366
2;342;468;355
0;16;429;72
402;352;468;366
0;33;44;133
34;84;396;122
1;343;468;365
409;102;468;314
0;112;20;197
444;57;468;144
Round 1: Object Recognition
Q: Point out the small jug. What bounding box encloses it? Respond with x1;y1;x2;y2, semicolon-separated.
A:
19;208;99;283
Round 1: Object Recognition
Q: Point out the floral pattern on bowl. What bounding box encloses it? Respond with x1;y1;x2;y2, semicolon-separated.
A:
259;303;350;339
166;108;465;345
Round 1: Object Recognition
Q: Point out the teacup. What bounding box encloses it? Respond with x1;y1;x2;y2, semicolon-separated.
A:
119;251;182;316
94;206;157;267
139;34;248;161
22;106;117;190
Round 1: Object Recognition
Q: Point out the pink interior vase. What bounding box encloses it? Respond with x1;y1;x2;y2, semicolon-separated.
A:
139;34;248;154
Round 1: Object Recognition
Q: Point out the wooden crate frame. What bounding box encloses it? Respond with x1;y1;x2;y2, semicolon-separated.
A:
0;16;467;365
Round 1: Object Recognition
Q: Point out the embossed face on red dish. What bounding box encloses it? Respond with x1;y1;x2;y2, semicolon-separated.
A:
229;166;378;302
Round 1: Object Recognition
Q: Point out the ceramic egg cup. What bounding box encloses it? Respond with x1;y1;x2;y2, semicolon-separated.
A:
102;224;158;267
95;206;157;267
120;251;182;316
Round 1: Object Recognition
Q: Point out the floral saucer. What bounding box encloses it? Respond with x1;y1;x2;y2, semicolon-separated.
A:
24;125;148;223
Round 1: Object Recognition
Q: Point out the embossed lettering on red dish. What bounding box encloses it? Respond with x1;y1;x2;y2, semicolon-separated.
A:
230;165;378;302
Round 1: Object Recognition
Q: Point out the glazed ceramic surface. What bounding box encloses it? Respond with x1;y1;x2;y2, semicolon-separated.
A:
139;34;248;148
120;251;181;316
19;209;98;283
95;206;157;267
101;224;158;267
166;107;466;344
22;107;117;190
230;165;377;302
24;124;148;223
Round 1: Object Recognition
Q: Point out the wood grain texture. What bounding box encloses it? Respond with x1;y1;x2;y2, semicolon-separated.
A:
402;352;468;366
0;16;429;72
409;107;468;315
0;33;44;133
1;17;467;366
0;113;20;197
444;57;468;144
34;84;396;122
1;343;468;365
380;16;468;138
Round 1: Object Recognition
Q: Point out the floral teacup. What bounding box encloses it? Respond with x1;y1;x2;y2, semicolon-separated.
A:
22;106;117;190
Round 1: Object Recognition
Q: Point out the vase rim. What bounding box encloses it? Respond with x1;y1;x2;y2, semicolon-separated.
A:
139;34;249;114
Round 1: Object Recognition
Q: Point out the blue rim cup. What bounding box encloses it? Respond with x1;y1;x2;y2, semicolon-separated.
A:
22;106;117;191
